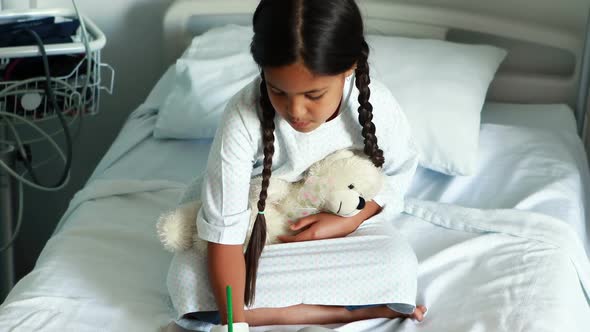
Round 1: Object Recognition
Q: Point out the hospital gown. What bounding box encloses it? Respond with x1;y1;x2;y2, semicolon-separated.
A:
167;75;420;318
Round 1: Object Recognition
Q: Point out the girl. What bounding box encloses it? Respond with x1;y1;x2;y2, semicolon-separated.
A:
167;0;427;331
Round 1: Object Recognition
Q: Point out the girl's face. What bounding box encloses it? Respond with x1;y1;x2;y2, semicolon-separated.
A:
263;61;354;133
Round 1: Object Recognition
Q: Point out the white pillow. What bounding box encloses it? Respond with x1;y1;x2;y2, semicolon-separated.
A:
155;25;507;175
366;35;507;175
154;25;259;139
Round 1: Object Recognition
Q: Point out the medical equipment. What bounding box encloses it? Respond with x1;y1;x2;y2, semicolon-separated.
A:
0;1;114;301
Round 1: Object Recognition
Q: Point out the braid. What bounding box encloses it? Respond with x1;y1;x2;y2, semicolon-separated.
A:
244;74;276;306
355;40;384;167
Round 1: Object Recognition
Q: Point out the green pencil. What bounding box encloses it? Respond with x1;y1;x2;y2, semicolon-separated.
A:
226;285;233;332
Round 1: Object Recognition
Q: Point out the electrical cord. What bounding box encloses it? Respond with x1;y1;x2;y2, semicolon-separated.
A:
0;0;92;186
0;85;84;145
0;0;91;253
26;0;96;175
0;112;68;191
0;76;86;144
0;112;67;254
3;115;40;184
18;28;73;188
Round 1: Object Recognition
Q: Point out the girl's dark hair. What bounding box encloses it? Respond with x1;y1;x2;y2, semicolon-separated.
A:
245;0;384;305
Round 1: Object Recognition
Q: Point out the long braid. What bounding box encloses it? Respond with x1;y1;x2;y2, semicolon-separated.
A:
244;74;276;306
355;39;384;167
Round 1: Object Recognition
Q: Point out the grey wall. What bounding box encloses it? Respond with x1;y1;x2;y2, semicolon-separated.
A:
1;0;173;282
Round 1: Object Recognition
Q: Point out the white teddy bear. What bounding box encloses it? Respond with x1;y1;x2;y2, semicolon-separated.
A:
156;149;384;252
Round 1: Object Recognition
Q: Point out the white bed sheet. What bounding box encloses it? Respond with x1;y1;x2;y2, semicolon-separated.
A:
1;66;589;332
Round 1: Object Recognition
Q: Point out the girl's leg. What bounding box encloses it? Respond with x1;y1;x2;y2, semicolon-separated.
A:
245;304;427;326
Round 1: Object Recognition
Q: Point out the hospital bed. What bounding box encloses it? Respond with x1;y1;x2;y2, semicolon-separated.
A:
0;0;589;331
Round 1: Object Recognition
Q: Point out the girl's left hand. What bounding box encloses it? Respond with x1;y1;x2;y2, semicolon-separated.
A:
277;212;363;243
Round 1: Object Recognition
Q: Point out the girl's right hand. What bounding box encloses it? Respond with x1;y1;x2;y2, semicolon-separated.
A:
278;212;360;242
278;201;381;242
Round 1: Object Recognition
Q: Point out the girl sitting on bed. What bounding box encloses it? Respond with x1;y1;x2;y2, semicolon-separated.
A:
167;0;427;331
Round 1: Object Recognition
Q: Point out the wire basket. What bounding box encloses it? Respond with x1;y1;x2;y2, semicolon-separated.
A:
0;8;114;123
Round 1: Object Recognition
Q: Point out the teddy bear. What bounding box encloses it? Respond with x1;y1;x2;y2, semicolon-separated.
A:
156;149;384;252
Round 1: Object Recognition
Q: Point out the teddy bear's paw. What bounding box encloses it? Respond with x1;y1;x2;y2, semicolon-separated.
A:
156;207;197;252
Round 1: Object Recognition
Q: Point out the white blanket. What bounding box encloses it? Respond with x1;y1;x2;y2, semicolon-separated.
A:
0;179;588;332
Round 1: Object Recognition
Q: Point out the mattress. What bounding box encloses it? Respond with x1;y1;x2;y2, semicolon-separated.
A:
1;66;589;332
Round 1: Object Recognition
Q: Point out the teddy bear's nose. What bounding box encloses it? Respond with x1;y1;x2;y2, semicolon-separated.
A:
357;197;366;210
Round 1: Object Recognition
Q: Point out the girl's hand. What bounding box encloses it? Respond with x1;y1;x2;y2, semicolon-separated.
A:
277;212;363;243
278;200;382;243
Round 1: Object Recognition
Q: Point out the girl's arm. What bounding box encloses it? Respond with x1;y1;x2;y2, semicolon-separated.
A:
196;82;260;328
348;200;382;227
278;200;381;242
207;242;247;324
